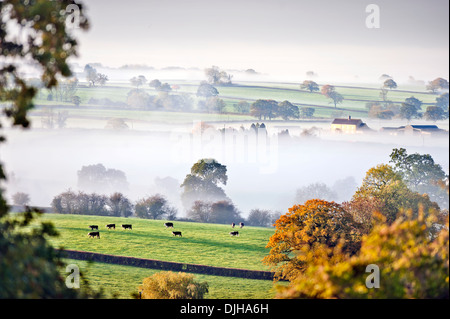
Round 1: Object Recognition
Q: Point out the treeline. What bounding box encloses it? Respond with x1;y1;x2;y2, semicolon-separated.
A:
51;191;178;220
50;191;280;228
50;191;280;227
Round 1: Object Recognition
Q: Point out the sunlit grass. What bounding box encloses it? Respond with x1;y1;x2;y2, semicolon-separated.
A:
62;258;280;299
43;214;274;271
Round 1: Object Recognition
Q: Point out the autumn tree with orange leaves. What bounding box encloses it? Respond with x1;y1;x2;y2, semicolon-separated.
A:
275;209;449;299
262;199;361;281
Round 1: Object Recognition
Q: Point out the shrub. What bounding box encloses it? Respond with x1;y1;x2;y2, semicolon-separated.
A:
138;271;209;299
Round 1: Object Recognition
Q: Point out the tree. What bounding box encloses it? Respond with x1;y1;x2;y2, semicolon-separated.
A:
108;192;133;217
250;99;278;120
149;79;162;89
84;64;108;87
135;194;177;220
77;163;129;194
198;96;226;113
277;100;299;120
426;77;449;93
295;183;338;204
404;96;423;111
196;82;219;98
390;148;448;209
299;107;315;118
205;66;232;85
368;103;394;119
187;200;212;223
383;78;398;90
72;95;81;107
130;75;147;89
50;77;79;102
51;191;109;216
138;271;208;299
399;102;421;121
234;101;250;113
105;118;129;130
157;82;172;92
247;209;273;227
180;159;229;209
424;106;447;121
275;209;449;299
127;89;152;108
300;80;319;93
351;163;440;224
321;85;344;108
209;200;241;225
435;92;449;110
263;199;361;281
0;0;101;298
12;192;30;206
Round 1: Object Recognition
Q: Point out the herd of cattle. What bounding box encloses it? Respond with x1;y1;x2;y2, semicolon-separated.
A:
87;222;245;239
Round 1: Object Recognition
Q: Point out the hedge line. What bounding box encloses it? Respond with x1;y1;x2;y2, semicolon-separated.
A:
59;249;277;281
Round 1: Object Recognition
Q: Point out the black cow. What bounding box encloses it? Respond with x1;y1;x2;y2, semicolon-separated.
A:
239;222;244;228
172;231;182;237
229;231;239;237
88;231;100;238
122;224;132;230
89;225;98;230
231;223;235;228
164;222;174;228
106;224;115;229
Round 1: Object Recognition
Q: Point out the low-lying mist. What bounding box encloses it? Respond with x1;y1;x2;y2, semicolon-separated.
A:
1;119;448;217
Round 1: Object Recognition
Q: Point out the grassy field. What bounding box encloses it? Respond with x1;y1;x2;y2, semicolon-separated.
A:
42;214;274;271
38;214;278;298
63;258;280;299
30;80;439;126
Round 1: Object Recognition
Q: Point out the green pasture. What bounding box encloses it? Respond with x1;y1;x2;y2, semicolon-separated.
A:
62;258;279;299
41;213;279;298
42;214;274;271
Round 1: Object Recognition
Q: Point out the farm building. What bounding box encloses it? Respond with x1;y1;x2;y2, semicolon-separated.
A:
331;116;371;133
380;125;447;136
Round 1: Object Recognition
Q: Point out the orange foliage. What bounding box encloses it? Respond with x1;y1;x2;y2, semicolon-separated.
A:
275;210;449;299
262;199;361;281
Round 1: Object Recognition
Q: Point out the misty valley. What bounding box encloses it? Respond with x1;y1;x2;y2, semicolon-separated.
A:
2;115;448;216
1;0;449;302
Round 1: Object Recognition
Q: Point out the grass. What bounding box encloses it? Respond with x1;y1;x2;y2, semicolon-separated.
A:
63;258;280;299
40;213;279;298
42;214;274;271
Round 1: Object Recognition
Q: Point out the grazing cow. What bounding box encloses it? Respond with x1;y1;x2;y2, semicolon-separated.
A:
106;224;115;229
122;224;132;230
164;222;174;228
229;231;239;237
89;225;98;230
231;223;235;228
172;231;182;237
88;231;100;238
239;222;244;228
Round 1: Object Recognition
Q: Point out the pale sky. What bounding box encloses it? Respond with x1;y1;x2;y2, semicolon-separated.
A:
73;0;449;82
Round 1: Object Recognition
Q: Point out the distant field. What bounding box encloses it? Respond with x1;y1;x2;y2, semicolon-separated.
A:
30;80;439;126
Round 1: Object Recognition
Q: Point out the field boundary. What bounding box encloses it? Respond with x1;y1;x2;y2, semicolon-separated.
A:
59;249;278;281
